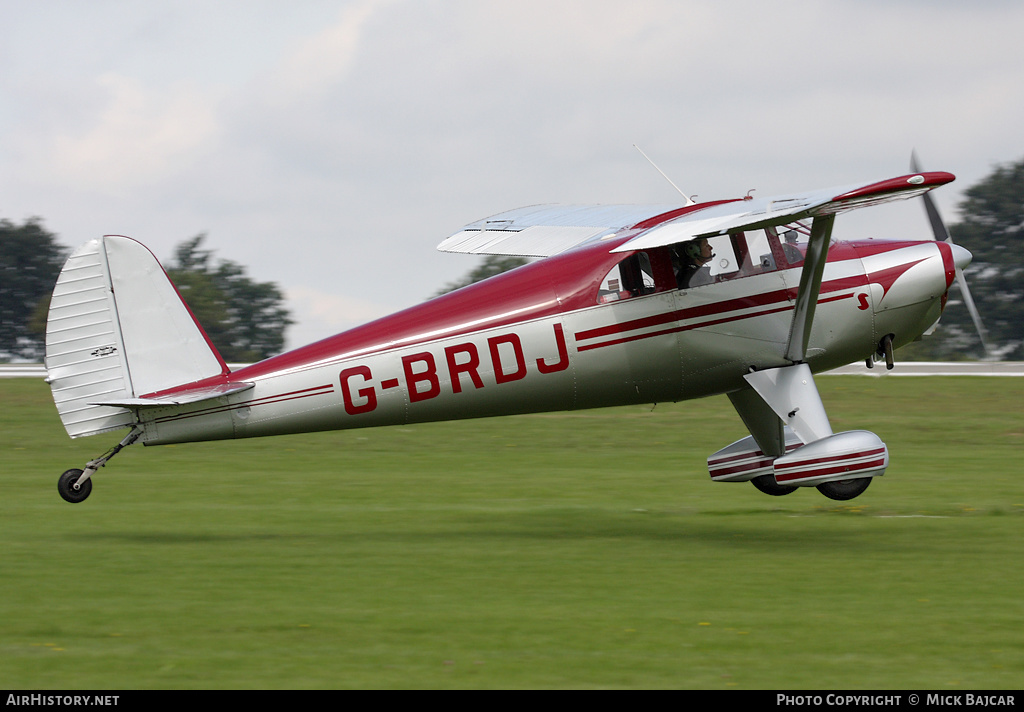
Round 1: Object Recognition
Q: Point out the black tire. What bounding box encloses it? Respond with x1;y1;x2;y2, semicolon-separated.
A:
58;469;92;504
751;474;798;496
816;477;872;501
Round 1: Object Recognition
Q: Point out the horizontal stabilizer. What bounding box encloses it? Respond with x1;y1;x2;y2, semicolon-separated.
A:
93;381;253;409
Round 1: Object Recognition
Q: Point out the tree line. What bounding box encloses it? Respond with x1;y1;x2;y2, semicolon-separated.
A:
3;157;1022;363
0;228;291;363
901;158;1024;361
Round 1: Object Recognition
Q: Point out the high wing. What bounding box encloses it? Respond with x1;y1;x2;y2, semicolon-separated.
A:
437;172;955;258
439;171;955;370
611;171;955;252
437;203;682;257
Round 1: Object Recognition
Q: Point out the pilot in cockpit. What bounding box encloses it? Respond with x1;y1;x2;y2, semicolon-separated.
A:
674;238;714;289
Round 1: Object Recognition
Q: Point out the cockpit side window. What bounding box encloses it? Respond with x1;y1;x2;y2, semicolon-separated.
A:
597;229;805;302
738;229;775;274
670;230;788;289
669;235;739;289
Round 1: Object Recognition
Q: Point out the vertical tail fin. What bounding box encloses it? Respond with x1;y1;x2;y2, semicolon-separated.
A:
45;235;229;438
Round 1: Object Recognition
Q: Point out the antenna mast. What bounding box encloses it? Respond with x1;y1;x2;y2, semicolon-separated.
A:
633;144;695;206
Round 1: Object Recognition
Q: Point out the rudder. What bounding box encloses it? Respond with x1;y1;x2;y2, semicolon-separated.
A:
45;235;229;438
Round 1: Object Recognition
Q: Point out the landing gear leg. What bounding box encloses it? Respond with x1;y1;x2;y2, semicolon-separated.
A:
57;428;142;503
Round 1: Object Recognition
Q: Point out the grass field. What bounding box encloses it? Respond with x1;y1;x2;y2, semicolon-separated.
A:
1;376;1022;689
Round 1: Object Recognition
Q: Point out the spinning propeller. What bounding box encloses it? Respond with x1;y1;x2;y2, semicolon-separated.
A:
911;152;992;356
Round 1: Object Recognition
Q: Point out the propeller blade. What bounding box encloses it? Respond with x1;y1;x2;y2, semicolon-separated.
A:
911;152;992;356
954;262;992;356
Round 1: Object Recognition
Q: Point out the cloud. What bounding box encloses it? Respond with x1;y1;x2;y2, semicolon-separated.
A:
263;0;387;105
34;74;219;196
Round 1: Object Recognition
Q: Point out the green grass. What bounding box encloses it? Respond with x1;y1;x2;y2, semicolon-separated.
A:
1;376;1022;689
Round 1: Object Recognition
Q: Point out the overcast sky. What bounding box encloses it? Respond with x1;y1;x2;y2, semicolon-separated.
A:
3;0;1023;350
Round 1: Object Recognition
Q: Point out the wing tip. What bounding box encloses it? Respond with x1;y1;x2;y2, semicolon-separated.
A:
832;171;955;202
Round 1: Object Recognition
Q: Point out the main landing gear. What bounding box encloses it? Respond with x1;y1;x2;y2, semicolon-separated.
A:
57;428;141;504
750;474;798;497
815;477;872;501
750;473;872;500
712;364;888;502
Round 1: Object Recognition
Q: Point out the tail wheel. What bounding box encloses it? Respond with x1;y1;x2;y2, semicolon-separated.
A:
58;469;92;504
751;474;797;496
816;477;872;501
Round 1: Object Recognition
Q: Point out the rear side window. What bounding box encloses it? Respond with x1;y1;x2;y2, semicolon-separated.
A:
597;252;655;303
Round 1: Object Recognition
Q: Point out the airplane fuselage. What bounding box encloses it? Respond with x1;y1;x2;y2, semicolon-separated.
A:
46;169;974;503
135;232;958;447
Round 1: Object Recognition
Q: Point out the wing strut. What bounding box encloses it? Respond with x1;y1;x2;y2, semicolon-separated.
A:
784;214;835;363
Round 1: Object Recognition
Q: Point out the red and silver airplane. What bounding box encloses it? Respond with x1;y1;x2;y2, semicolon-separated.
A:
45;166;972;504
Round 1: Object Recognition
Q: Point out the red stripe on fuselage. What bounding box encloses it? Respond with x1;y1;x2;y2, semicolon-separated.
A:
575;252;930;351
575;277;865;351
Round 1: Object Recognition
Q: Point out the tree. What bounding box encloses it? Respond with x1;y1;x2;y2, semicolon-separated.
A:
434;254;530;296
167;235;293;362
900;158;1024;360
0;218;67;361
947;159;1024;359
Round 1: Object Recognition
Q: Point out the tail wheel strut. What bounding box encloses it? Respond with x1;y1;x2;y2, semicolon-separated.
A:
56;428;142;504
